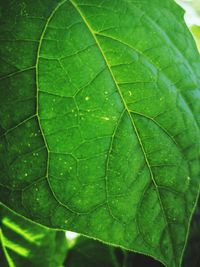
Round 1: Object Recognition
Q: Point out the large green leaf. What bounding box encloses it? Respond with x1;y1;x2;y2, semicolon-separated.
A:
0;205;68;267
0;0;200;266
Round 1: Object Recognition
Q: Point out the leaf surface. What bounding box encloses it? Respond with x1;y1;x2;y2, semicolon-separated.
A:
0;205;67;267
0;0;200;266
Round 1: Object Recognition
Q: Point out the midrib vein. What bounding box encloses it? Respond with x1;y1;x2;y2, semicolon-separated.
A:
95;31;199;130
69;0;175;258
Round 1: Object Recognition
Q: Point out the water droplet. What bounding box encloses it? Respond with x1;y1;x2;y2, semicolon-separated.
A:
85;96;90;101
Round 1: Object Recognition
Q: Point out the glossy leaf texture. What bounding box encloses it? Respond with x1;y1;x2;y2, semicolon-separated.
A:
0;205;68;267
0;0;200;266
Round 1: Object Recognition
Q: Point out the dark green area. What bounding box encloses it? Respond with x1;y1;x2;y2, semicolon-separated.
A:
183;198;200;267
65;236;165;267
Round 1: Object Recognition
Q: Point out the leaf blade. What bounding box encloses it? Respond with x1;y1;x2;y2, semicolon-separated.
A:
0;1;200;267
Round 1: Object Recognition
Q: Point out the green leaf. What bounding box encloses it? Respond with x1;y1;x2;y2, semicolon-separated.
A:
190;25;200;51
0;205;68;267
0;1;199;266
0;230;10;267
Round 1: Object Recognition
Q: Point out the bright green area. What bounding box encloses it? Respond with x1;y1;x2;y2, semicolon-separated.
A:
0;205;67;267
190;25;200;51
0;1;200;267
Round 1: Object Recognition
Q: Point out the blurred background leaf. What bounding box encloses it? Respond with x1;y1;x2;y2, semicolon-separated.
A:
64;235;164;267
190;25;200;51
0;205;67;267
175;0;200;50
183;198;200;267
64;236;119;267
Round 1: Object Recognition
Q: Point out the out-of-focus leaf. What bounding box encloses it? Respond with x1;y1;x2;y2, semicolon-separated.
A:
190;25;200;51
192;0;200;16
183;198;200;267
0;205;67;267
65;235;165;267
0;229;10;267
65;236;118;267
